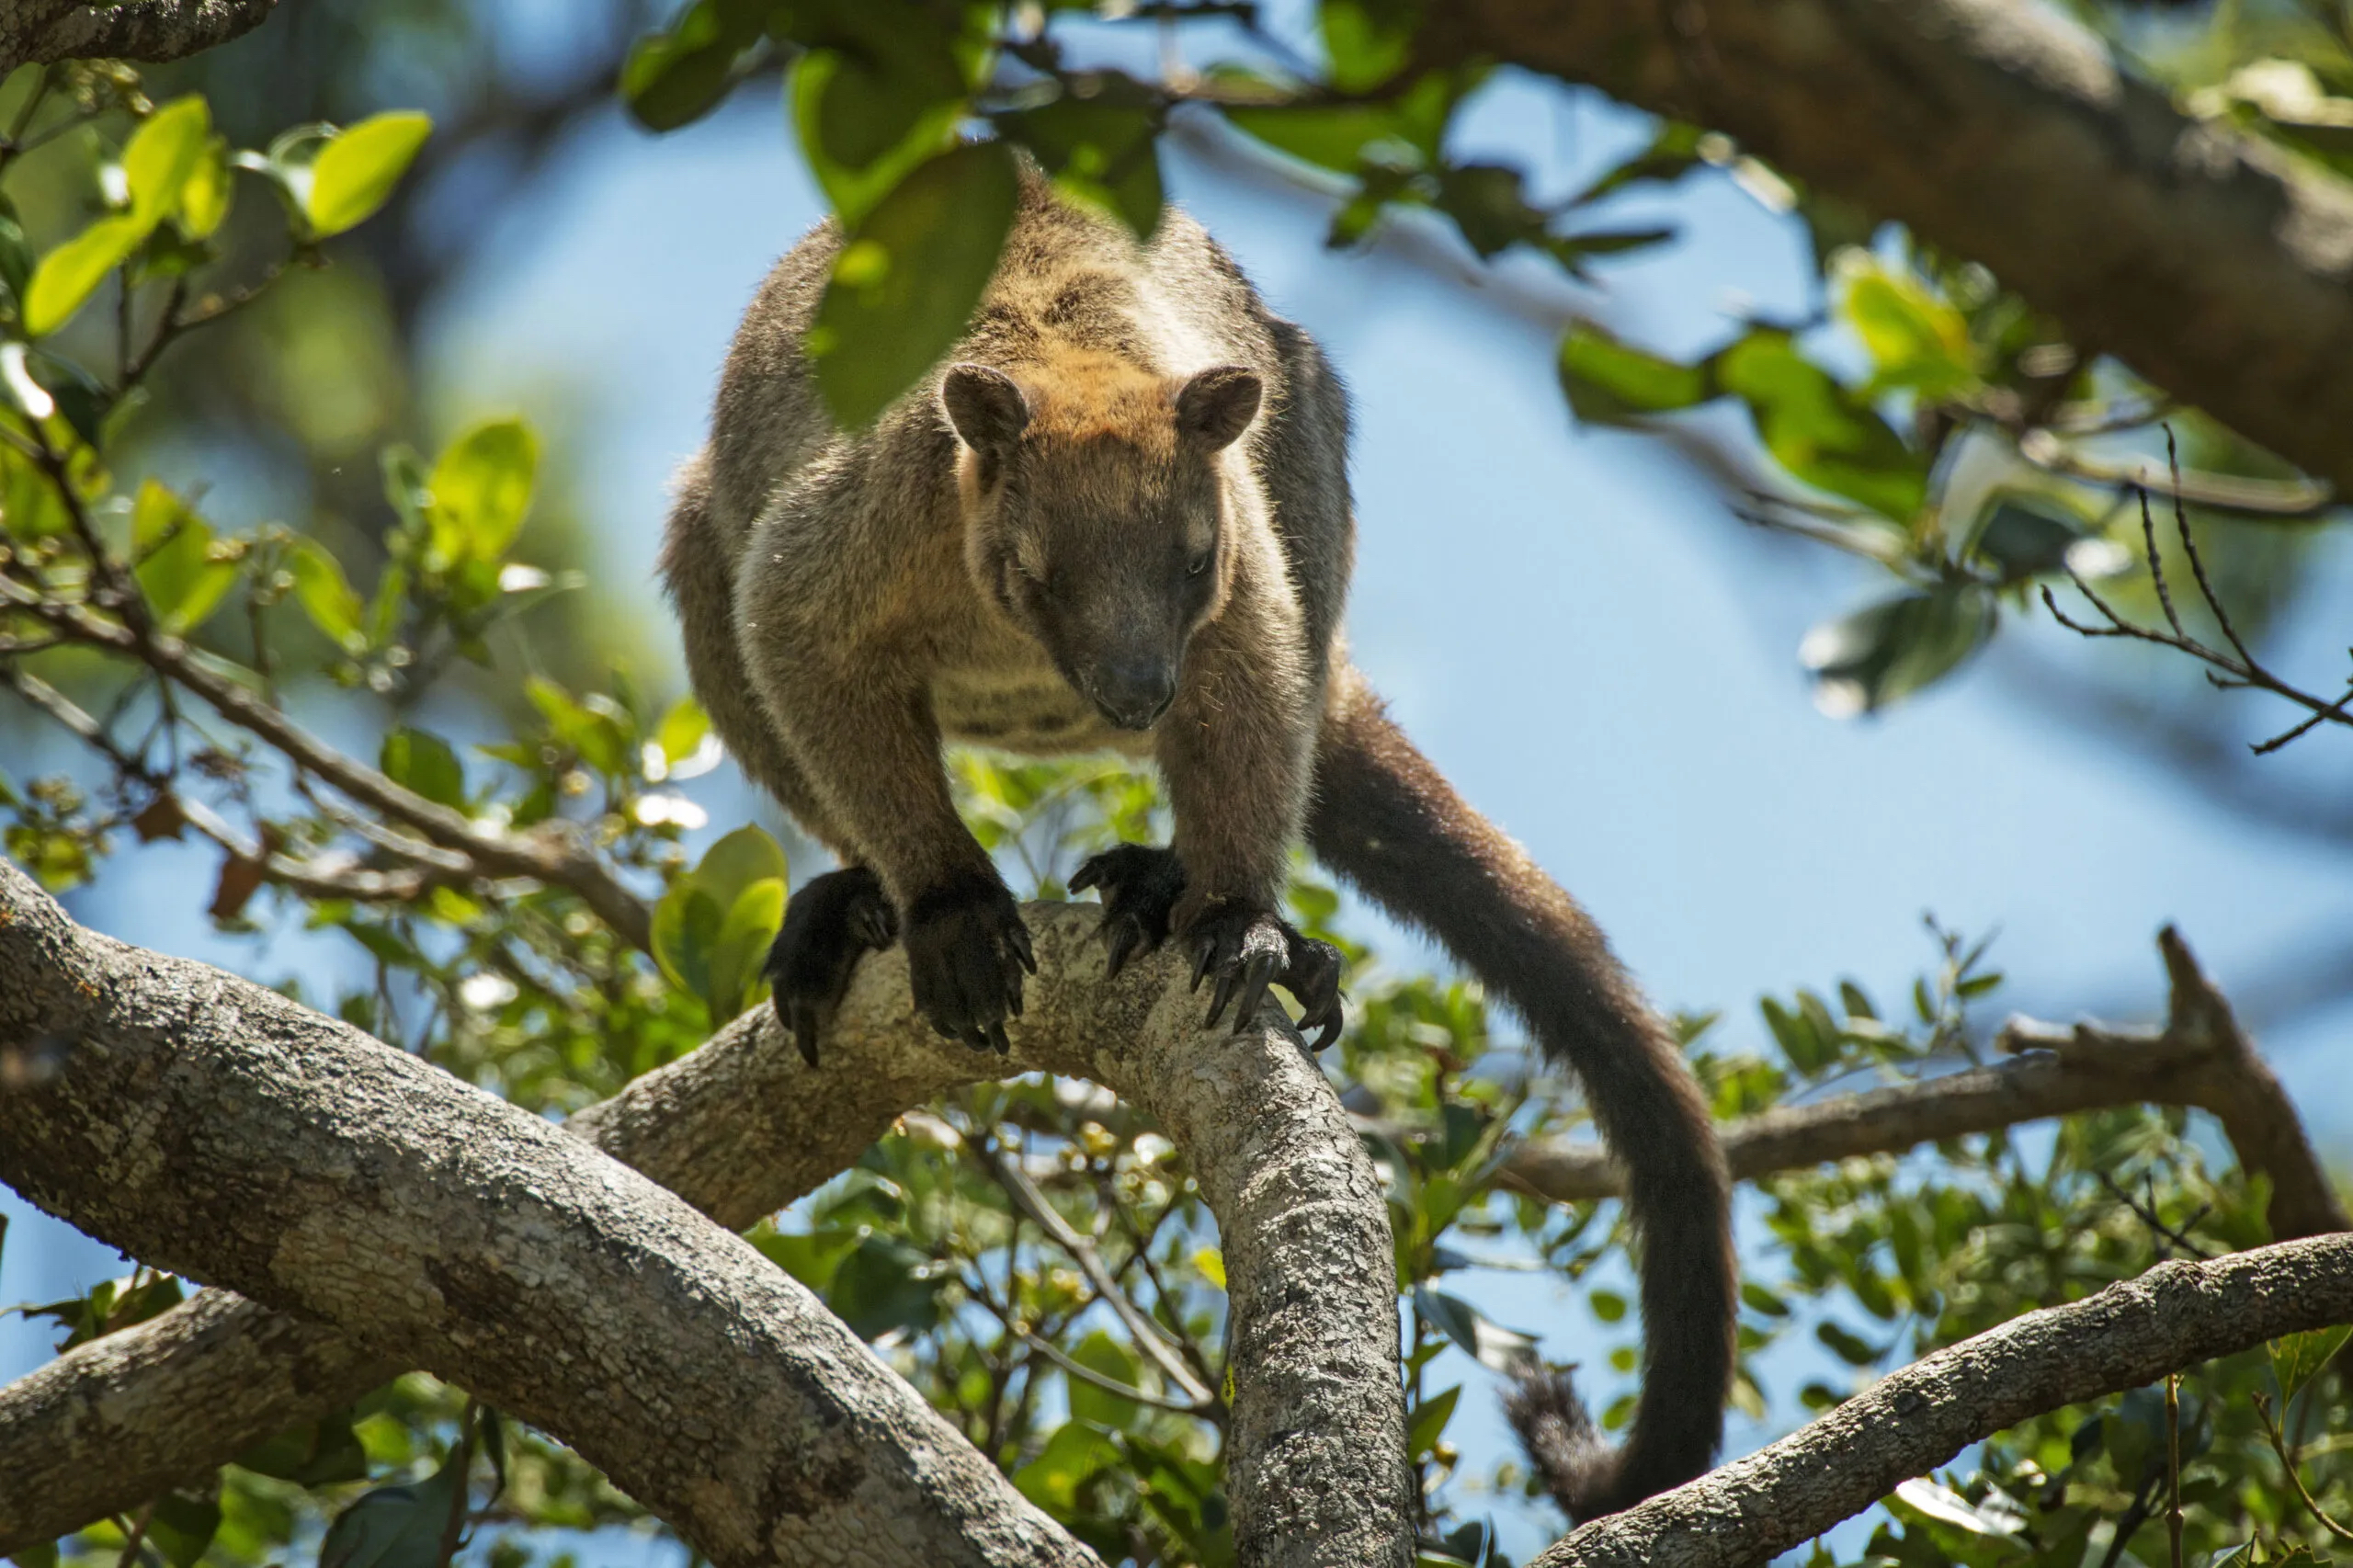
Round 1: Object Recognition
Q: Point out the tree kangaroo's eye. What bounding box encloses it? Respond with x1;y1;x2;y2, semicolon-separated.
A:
1186;549;1211;577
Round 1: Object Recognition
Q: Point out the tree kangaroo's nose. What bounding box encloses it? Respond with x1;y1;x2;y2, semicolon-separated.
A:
1093;657;1175;730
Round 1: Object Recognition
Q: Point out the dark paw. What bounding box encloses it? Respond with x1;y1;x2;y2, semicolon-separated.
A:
767;867;900;1069
1069;843;1187;980
904;870;1036;1055
1182;899;1347;1051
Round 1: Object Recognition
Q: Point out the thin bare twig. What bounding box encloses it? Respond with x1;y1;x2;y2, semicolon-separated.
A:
979;1144;1221;1411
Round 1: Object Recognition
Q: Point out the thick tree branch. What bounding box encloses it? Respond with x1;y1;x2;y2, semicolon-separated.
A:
1439;0;2353;496
0;863;1410;1568
0;0;277;75
1506;926;2348;1242
1534;1233;2353;1568
0;858;1094;1568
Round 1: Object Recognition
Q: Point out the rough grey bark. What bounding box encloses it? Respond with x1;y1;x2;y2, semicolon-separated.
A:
0;858;1411;1568
1535;1233;2353;1568
1439;0;2353;494
0;0;278;74
0;858;1094;1568
1508;926;2349;1240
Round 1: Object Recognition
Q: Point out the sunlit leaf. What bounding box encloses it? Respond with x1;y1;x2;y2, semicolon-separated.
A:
23;216;145;336
1559;324;1712;426
1065;1329;1151;1431
177;134;233;239
426;418;538;566
810;141;1019;427
286;538;367;652
1891;1476;2026;1536
379;729;466;811
706;875;785;1024
305;111;433;239
1321;0;1421;94
621;0;757;133
131;481;238;634
1406;1383;1461;1460
1715;328;1926;519
124;97;211;226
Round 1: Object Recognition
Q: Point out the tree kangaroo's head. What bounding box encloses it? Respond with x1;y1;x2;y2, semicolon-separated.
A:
940;356;1262;732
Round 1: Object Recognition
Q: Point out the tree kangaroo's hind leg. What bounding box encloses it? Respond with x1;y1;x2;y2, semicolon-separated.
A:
658;461;894;1066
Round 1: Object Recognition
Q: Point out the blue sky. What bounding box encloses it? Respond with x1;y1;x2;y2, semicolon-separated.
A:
8;27;2353;1564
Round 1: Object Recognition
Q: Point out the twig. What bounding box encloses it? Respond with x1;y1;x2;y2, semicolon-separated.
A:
1498;926;2348;1242
979;1143;1221;1410
1016;1327;1213;1415
2255;1392;2353;1543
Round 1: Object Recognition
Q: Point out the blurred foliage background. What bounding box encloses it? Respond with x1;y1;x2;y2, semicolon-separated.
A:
5;2;2353;1566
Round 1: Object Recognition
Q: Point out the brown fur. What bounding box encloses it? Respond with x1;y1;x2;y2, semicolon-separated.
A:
661;169;1733;1517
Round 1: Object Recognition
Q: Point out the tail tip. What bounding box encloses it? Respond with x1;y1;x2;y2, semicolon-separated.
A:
1501;1359;1715;1525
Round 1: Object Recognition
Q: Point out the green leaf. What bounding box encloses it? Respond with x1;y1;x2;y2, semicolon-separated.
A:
177;134;233;239
8;1541;58;1568
124;97;212;225
1192;1245;1226;1289
621;0;759;133
1836;256;1979;399
655;696;710;765
23;215;144;336
1799;585;1996;717
1413;1285;1539;1372
1321;0;1422;94
286;538;367;651
692;823;789;912
1572;121;1709;204
793;49;965;228
1714;328;1926;519
131;481;238;634
1559;324;1712;425
426;418;538;566
1815;1320;1885;1367
1065;1329;1150;1430
305;111;432;239
809;140;1020;428
1013;1421;1121;1515
1406;1383;1461;1460
146;1494;222;1568
652;884;723;1003
2269;1324;2352;1403
1891;1477;2025;1537
829;1233;942;1338
997;97;1165;238
233;1410;371;1485
1968;499;2124;584
705;875;785;1023
318;1448;468;1568
379;729;466;811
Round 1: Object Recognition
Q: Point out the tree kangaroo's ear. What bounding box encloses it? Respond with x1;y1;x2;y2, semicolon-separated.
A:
940;363;1030;477
1175;365;1262;450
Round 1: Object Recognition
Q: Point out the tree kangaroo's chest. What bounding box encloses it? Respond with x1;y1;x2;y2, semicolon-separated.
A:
930;663;1146;758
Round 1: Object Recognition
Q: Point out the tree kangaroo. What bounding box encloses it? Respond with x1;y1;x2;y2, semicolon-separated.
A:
660;168;1734;1518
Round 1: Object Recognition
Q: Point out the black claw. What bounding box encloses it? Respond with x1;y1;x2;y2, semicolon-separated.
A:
1104;919;1141;980
1233;958;1278;1032
1009;921;1037;973
1068;860;1103;894
987;1021;1012;1055
1190;937;1216;992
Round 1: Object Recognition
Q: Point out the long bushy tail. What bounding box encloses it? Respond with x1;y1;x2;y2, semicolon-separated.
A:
1305;673;1735;1521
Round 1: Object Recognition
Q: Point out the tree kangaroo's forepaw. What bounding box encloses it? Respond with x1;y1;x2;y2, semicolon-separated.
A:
767;866;899;1069
904;870;1036;1056
1070;843;1186;980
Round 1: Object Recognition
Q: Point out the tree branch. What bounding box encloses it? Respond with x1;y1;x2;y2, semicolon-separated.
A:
1533;1233;2353;1568
0;858;1094;1568
1502;926;2348;1241
0;866;1411;1568
0;0;278;75
1438;0;2353;496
